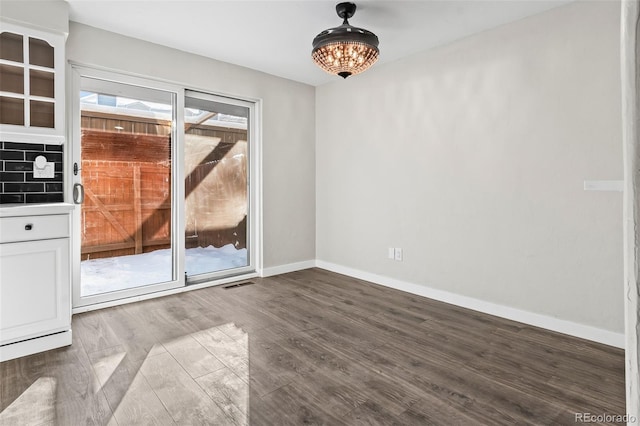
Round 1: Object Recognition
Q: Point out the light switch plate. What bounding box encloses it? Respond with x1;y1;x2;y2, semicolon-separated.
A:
394;248;403;261
583;180;623;192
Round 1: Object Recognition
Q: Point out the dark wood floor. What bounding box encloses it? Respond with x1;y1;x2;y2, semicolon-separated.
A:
0;268;625;425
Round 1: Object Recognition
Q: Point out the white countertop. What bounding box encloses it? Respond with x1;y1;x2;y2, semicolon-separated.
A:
0;203;75;217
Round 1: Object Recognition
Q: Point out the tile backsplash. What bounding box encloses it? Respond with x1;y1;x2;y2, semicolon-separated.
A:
0;142;64;204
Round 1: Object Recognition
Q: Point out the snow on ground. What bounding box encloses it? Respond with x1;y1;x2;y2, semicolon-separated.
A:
81;244;247;296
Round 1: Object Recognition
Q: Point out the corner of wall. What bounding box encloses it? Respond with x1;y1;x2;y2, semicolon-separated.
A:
0;0;69;35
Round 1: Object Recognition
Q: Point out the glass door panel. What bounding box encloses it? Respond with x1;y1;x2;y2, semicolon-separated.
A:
0;32;23;62
0;64;23;93
28;38;54;68
30;70;54;97
184;94;250;279
78;79;177;299
30;100;54;127
0;97;24;125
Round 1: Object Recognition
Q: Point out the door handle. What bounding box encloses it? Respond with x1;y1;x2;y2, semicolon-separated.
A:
73;183;84;204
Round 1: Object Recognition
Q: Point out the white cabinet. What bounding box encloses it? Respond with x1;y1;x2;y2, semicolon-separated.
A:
0;20;66;144
0;206;73;362
0;238;70;343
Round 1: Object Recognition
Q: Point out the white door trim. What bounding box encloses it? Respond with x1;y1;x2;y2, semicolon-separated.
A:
69;65;186;308
620;0;640;421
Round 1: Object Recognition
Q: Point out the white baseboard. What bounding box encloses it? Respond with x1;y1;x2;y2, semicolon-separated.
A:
315;260;625;349
260;260;316;278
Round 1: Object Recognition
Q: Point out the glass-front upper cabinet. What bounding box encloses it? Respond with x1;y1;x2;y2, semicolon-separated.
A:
0;21;65;144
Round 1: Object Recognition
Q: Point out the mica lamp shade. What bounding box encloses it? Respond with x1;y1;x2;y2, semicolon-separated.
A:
311;3;379;79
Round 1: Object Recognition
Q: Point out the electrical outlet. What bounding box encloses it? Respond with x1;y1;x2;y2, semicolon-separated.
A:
394;248;403;261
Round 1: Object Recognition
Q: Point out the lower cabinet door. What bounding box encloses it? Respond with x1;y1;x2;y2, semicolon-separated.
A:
0;238;70;345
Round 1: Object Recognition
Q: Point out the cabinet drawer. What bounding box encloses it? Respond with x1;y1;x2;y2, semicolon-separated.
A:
0;214;69;243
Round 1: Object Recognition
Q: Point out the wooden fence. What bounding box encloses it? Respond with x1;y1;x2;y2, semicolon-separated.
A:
80;124;247;261
81;162;171;259
80;130;172;260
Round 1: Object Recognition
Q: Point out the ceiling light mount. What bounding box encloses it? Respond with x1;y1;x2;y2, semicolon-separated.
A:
311;2;379;79
336;2;356;22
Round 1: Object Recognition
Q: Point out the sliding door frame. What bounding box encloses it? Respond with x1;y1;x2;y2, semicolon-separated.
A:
184;90;259;284
69;65;186;308
68;64;262;311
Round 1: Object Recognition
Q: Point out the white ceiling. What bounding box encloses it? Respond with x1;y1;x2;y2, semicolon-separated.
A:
66;0;573;86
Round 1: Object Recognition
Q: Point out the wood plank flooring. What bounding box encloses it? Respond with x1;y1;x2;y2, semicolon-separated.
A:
0;268;626;425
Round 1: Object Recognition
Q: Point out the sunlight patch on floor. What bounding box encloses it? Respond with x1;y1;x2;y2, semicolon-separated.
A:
1;322;250;425
91;323;250;424
90;349;126;393
0;377;56;425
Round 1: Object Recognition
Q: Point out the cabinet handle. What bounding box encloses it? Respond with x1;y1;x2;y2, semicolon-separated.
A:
25;224;33;231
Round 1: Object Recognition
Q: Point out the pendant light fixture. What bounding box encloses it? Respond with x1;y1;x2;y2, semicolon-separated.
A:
311;2;379;79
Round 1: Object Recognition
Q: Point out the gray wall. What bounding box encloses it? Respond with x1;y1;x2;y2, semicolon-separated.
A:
316;1;623;333
0;0;68;34
65;23;317;269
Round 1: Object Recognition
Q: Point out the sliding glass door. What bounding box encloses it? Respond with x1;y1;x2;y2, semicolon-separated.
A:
184;92;253;283
72;73;183;307
71;68;258;308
